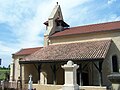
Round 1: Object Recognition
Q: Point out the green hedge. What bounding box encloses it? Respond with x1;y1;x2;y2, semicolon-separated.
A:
0;69;10;80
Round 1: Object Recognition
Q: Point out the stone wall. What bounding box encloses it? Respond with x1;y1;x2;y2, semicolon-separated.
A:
50;30;120;46
102;41;120;87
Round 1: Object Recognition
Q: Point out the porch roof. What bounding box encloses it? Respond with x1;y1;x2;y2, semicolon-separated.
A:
20;39;111;63
13;47;42;56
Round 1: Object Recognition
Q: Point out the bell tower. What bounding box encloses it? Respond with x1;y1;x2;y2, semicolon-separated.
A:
44;2;69;46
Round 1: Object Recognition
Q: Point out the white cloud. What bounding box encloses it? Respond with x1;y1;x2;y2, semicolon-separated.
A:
0;42;15;54
0;41;16;66
115;16;120;21
108;0;116;4
96;14;120;24
0;0;45;46
2;0;93;48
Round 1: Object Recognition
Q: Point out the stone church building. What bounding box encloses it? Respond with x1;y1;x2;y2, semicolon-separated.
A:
10;3;120;90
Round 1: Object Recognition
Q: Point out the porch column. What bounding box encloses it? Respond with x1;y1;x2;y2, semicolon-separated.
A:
53;64;56;85
38;64;41;84
20;64;22;90
99;61;103;86
93;61;103;86
79;64;82;86
21;64;25;89
51;64;57;85
10;60;14;81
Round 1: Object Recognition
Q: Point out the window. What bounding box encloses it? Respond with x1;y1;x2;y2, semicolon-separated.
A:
112;55;119;72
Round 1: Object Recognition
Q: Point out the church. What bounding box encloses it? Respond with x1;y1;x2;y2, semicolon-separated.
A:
10;3;120;90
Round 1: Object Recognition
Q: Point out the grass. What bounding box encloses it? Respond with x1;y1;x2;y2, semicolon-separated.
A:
0;69;10;80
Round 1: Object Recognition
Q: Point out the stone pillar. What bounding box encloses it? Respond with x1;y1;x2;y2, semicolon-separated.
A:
62;60;79;90
10;61;14;81
40;72;47;84
20;64;22;90
40;72;44;84
21;64;25;89
44;35;49;46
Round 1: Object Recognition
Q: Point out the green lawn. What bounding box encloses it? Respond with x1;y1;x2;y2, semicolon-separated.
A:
0;69;10;80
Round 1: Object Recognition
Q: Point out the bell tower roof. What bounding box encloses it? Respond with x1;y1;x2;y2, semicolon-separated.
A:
48;3;63;20
44;2;69;37
43;3;69;46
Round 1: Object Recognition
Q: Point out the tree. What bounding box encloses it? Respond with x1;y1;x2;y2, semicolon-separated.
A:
2;66;6;69
8;65;10;69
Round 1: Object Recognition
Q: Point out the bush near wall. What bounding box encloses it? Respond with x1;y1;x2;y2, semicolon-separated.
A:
0;69;10;80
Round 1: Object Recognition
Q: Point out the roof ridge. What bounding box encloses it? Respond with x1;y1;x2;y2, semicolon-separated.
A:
13;47;43;56
21;47;43;50
49;39;111;46
70;20;120;29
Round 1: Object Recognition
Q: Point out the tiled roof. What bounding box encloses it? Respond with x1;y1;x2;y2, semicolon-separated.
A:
51;21;120;37
22;39;111;62
14;47;42;56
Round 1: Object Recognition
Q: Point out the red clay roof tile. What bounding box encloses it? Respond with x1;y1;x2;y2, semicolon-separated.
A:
14;47;42;56
22;39;111;62
51;21;120;37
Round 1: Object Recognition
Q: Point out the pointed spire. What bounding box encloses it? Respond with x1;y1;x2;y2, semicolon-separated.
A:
44;3;69;46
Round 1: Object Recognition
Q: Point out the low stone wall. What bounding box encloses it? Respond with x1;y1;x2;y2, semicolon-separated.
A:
0;81;20;90
80;86;107;90
24;84;107;90
0;81;107;90
24;84;62;90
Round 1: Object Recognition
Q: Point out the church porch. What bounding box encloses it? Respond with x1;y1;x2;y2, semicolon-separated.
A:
19;60;107;90
19;39;112;89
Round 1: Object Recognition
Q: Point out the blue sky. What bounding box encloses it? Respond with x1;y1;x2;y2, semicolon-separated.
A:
0;0;120;67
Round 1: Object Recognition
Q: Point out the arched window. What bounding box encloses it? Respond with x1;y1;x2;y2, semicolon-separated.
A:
112;55;119;72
